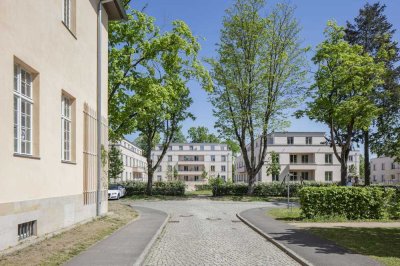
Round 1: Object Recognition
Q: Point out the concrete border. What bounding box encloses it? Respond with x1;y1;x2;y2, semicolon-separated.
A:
236;212;312;266
133;207;169;266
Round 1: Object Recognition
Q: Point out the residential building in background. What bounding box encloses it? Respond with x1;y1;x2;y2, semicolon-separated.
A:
371;157;400;184
0;0;125;251
111;139;148;183
152;143;232;190
234;132;360;183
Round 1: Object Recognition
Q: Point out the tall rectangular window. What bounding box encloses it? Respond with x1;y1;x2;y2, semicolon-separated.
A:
221;155;226;162
211;155;215;162
305;137;312;145
61;96;72;161
63;0;71;28
221;165;226;172
301;155;309;163
14;65;33;155
290;154;297;164
325;154;333;164
168;155;172;162
325;171;333;182
287;137;294;145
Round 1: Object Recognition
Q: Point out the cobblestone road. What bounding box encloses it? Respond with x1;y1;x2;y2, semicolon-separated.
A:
133;199;299;266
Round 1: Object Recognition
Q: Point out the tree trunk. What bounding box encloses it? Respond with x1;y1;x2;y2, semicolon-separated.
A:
364;130;371;186
247;172;256;195
147;170;153;195
340;161;348;186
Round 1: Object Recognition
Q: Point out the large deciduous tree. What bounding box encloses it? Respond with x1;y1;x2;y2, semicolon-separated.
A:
300;22;385;185
108;145;124;183
208;0;307;194
187;126;220;143
345;2;400;183
109;9;212;194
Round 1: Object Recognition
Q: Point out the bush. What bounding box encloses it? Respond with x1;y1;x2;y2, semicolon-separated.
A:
123;181;185;196
299;186;397;220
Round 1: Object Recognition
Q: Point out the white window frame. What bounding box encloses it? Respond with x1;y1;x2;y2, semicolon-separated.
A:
325;154;333;164
61;95;72;161
325;171;333;182
14;65;33;155
63;0;71;28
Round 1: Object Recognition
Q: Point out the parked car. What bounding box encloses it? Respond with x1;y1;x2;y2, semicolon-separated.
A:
108;184;126;200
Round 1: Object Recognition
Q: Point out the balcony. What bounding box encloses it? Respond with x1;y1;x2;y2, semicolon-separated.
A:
132;166;146;173
178;155;205;162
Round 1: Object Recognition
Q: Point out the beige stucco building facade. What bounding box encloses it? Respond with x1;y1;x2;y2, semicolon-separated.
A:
371;157;400;184
0;0;125;251
152;143;233;189
111;139;148;183
234;132;360;183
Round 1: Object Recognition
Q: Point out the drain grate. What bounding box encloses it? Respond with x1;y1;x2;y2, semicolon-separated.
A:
168;220;180;223
206;217;222;221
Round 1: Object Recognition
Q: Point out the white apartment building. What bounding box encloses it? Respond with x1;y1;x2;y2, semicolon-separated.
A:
234;132;360;183
152;143;233;187
371;157;400;184
111;139;148;183
0;0;126;251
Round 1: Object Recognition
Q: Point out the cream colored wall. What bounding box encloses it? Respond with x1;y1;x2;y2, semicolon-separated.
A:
371;157;400;184
0;0;109;204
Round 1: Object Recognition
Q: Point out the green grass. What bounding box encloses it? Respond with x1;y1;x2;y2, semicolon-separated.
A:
308;227;400;266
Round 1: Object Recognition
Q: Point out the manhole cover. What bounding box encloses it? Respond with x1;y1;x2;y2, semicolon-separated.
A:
179;214;194;217
168;220;180;223
206;217;222;221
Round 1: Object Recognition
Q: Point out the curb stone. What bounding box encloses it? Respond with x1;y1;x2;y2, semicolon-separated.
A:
236;212;312;266
132;207;169;266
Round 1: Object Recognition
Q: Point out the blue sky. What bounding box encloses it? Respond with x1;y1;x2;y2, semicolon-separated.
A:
127;0;400;144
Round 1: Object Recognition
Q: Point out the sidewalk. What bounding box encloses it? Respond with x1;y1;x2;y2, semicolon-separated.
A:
238;207;381;266
64;206;168;266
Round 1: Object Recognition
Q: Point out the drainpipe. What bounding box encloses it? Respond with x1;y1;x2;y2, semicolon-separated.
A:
97;0;113;217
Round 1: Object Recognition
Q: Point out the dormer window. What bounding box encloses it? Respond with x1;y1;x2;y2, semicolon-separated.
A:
287;137;294;145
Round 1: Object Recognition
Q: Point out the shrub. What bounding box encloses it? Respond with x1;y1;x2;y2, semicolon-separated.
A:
123;181;185;196
299;186;397;220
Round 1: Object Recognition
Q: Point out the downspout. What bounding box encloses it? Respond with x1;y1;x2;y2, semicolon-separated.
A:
97;0;113;217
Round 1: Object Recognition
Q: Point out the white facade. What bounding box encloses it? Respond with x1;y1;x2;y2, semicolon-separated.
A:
234;132;360;183
151;143;233;187
371;157;400;184
111;139;148;183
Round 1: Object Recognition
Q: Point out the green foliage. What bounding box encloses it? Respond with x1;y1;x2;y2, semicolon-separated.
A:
299;186;398;220
194;184;212;191
208;0;308;194
187;126;220;143
222;139;240;156
123;181;185;196
171;127;187;143
299;21;385;185
266;151;280;177
108;146;124;180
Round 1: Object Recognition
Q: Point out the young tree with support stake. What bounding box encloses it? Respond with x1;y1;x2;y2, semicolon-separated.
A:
299;22;385;185
208;0;308;194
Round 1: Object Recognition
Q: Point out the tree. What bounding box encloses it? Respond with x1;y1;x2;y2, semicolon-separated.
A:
187;126;220;143
201;169;208;181
345;2;400;183
266;151;280;180
223;139;241;156
173;166;179;180
108;9;212;194
108;146;124;182
299;22;384;185
208;0;307;194
171;127;187;143
359;154;365;180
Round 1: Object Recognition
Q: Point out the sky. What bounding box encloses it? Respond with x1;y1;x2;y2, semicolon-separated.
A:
126;0;400;150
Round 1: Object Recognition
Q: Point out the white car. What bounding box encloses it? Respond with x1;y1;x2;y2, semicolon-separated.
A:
108;184;125;200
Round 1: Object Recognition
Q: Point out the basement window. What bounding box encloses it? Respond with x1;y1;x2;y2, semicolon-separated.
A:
18;220;37;240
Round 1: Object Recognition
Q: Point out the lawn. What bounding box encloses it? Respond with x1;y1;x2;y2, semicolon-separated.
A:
308;227;400;266
0;201;138;266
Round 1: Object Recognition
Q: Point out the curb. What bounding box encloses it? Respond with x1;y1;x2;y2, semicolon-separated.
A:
236;212;312;266
133;209;169;266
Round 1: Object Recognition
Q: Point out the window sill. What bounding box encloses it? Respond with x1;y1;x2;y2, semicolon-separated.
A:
14;153;41;160
61;21;77;39
61;160;77;165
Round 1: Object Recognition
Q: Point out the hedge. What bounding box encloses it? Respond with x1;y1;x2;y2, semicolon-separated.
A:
210;181;337;197
122;181;185;196
299;186;399;220
194;184;212;191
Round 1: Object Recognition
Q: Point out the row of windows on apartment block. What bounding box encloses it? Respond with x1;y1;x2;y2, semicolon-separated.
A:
372;162;400;171
156;175;226;182
373;173;400;182
158;155;228;162
236;171;334;182
158;165;227;172
13;64;74;162
121;141;143;155
120;171;144;180
256;136;315;146
121;154;146;168
236;154;355;168
157;145;228;151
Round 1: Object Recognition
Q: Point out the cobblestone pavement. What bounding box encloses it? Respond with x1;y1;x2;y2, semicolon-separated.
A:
133;199;299;266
